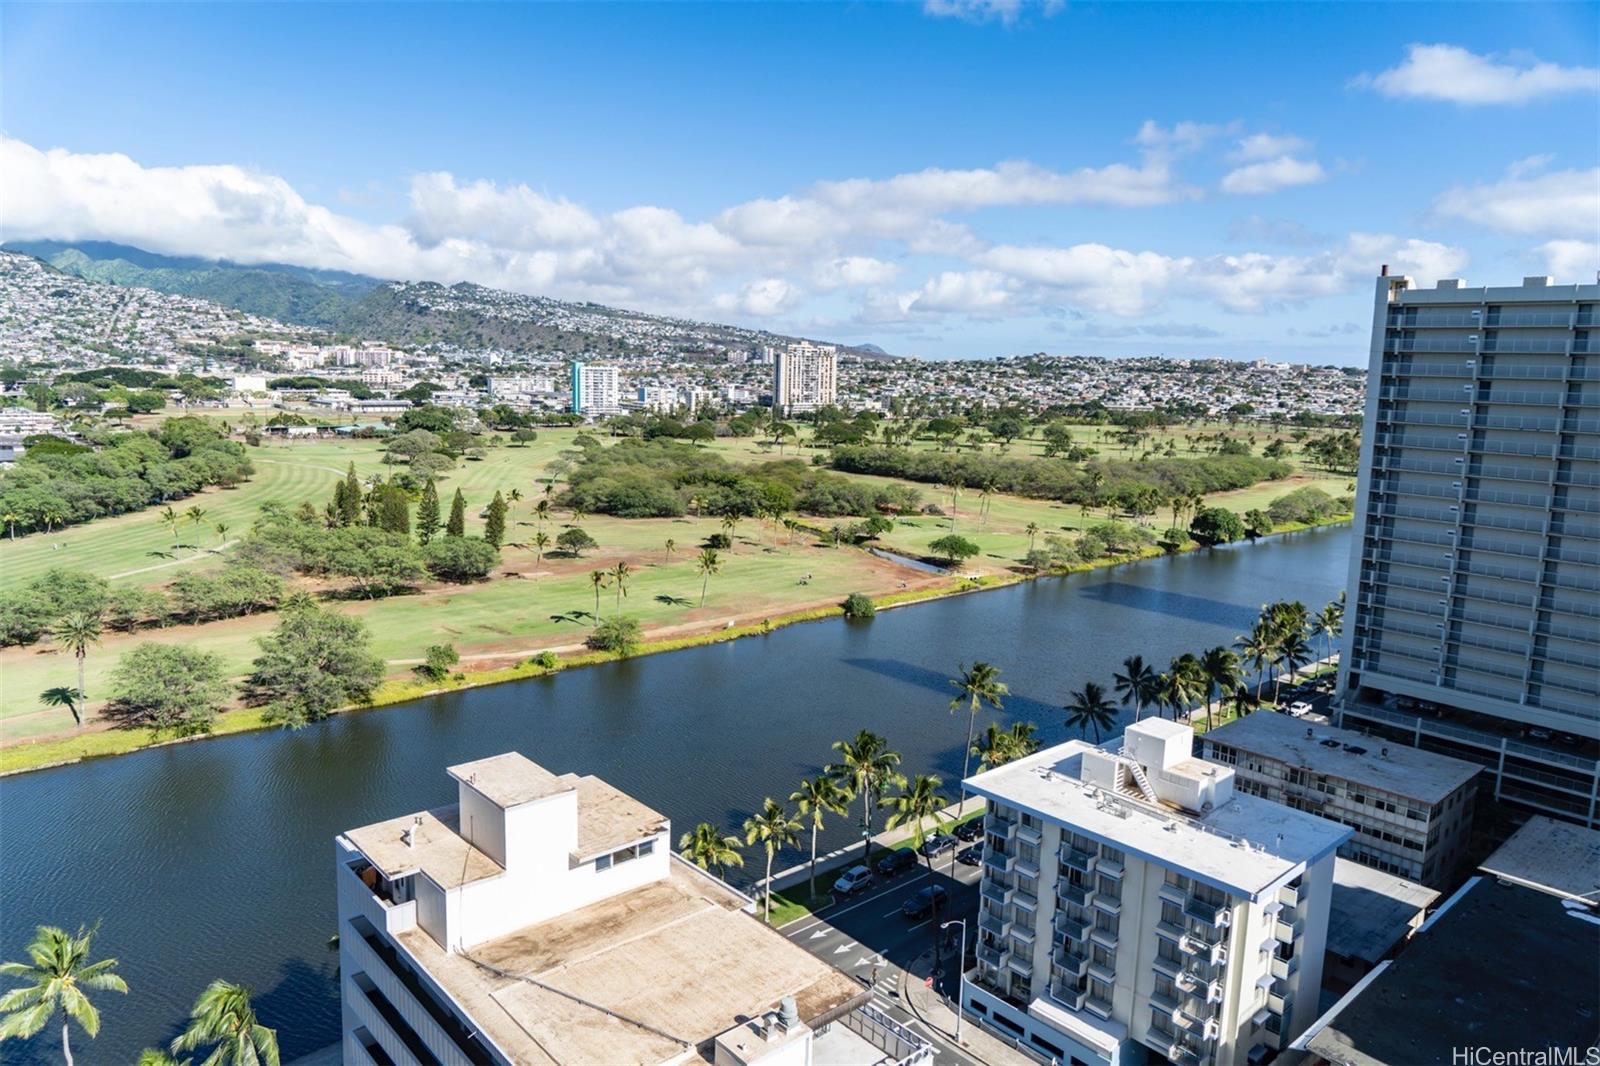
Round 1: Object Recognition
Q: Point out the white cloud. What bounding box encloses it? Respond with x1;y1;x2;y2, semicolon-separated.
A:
1230;133;1311;162
1220;157;1328;196
1355;43;1600;105
920;0;1061;25
407;172;601;249
813;256;901;289
1539;240;1599;282
906;270;1013;314
1432;164;1600;237
1134;120;1227;159
714;277;802;317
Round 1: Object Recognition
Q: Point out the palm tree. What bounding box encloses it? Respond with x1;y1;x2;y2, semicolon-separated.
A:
52;612;102;702
532;531;550;564
569;504;588;526
185;507;207;552
1163;654;1207;721
948;661;1008;815
1064;681;1118;742
138;1050;190;1066
508;488;522;504
609;561;631;611
791;775;851;894
534;499;552;528
972;721;1039;770
720;513;740;545
160;505;182;547
170;980;279;1066
1199;646;1242;732
1112;655;1161;722
1024;522;1041;554
1313;598;1344;664
588;570;608;621
828;730;901;864
678;822;744;881
3;511;17;541
1276;633;1314;701
0;924;128;1066
664;538;676;563
40;687;83;727
695;548;721;607
882;774;948;869
744;799;801;922
1235;623;1275;704
214;522;230;549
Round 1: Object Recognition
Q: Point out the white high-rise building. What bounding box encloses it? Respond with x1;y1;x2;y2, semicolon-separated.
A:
1336;272;1600;828
960;719;1351;1066
334;752;926;1066
770;342;838;414
569;359;621;416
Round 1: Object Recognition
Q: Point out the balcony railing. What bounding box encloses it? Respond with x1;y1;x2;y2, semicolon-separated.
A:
1060;846;1098;875
1057;881;1093;908
1016;822;1043;846
981;881;1014;908
1053;947;1089;978
1184;895;1229;927
1054;913;1090;941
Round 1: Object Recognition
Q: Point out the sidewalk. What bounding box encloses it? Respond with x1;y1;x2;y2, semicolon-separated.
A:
899;947;1040;1066
766;797;985;902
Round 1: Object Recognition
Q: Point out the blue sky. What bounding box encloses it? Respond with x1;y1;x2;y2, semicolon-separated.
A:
3;1;1597;363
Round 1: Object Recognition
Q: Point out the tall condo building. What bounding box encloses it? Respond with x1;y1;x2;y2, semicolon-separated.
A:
1337;272;1600;829
960;719;1351;1066
770;342;838;414
334;753;927;1066
568;359;621;416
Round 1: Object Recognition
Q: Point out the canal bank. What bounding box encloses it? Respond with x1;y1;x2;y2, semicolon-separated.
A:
0;524;1351;1064
0;518;1350;777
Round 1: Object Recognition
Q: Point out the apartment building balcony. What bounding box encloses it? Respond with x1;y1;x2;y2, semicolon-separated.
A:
980;911;1014;939
1085;996;1115;1021
1048;982;1087;1011
1097;854;1125;879
1053;947;1090;978
1060;846;1098;875
1158;881;1188;907
1150;988;1180;1013
1092;893;1122;917
1012;923;1036;947
1089;926;1120;951
1016;822;1043;846
1268;989;1293;1017
1013;888;1039;913
1153;953;1184;980
983;850;1016;875
1155;919;1187;943
1274;916;1304;943
1007;953;1033;979
1014;855;1041;879
1180;936;1228;966
981;881;1015;908
1184;895;1230;928
1271;953;1301;982
1057;881;1093;909
977;942;1008;970
1087;959;1117;984
1055;913;1091;941
1277;882;1303;908
987;817;1018;841
1164;1041;1203;1066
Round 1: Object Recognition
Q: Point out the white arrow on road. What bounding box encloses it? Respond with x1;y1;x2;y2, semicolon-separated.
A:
809;929;828;940
832;943;854;955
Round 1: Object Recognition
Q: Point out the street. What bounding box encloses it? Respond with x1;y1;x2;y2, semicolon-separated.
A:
780;848;986;1065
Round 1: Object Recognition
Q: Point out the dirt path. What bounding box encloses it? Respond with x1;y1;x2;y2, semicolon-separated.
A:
108;543;239;579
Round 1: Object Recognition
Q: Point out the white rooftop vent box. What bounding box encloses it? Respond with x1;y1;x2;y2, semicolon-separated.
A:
1523;276;1553;287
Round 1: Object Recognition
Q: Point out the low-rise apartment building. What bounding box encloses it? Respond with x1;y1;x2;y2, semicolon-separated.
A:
335;752;924;1066
961;719;1352;1066
1202;712;1481;887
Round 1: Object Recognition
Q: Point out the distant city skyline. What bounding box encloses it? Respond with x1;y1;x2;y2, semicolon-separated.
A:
2;1;1596;364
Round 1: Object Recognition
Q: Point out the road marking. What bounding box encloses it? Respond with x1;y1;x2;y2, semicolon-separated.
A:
808;929;828;940
784;873;931;935
832;943;854;955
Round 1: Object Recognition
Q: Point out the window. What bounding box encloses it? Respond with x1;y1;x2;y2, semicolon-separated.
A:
595;838;655;872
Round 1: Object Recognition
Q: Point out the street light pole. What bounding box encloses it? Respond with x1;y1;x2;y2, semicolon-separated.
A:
940;918;967;1045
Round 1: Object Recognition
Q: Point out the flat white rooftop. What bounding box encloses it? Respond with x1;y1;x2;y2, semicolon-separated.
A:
1203;711;1483;804
1478;815;1600;906
1327;858;1439;965
965;740;1351;900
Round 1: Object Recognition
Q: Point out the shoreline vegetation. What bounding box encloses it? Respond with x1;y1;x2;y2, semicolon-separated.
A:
0;514;1349;776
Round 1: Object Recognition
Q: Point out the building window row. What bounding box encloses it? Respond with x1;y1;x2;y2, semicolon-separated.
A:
594;837;655;871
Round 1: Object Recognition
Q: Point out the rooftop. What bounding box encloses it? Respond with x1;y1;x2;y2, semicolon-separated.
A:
1203;711;1482;803
965;739;1351;900
1304;878;1600;1065
1478;815;1600;906
344;805;503;890
1325;858;1439;966
572;774;670;860
447;752;571;808
392;858;865;1065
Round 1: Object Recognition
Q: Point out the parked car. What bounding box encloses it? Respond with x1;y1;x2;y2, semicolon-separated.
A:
956;843;982;867
876;848;919;877
832;865;873;896
901;885;949;920
918;832;957;858
954;819;984;842
1285;701;1314;718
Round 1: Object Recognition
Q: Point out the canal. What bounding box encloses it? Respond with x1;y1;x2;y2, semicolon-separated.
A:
0;525;1349;1063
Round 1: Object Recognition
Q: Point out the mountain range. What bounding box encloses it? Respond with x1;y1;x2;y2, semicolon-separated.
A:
4;240;894;361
